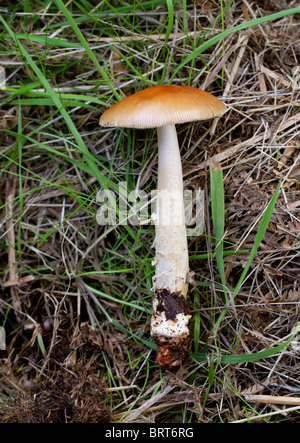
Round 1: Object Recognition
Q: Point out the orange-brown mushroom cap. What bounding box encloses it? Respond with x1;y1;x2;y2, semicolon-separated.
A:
99;85;227;129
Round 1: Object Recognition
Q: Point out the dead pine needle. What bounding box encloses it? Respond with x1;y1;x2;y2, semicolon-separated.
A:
244;394;300;407
5;165;22;321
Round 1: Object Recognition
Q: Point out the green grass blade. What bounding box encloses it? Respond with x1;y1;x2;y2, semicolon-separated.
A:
165;0;174;42
9;98;99;109
77;278;155;350
192;322;300;364
54;0;120;101
85;284;151;314
37;333;46;358
210;160;227;301
0;15;109;190
9;92;107;108
47;0;166;29
169;7;300;82
213;177;283;335
2;33;82;48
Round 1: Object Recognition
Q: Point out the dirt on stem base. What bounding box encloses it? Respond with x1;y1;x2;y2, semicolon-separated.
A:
151;288;192;370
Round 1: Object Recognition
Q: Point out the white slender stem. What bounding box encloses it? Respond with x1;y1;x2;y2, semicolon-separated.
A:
151;124;191;369
152;124;189;295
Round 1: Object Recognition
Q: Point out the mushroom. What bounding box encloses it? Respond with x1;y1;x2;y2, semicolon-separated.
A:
100;85;227;369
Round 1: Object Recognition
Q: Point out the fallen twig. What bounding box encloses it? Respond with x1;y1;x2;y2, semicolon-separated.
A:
5;165;22;321
244;394;300;406
3;275;35;287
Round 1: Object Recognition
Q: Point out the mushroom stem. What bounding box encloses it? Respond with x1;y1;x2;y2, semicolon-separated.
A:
151;124;191;369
